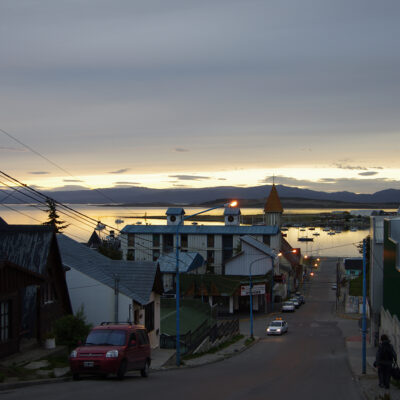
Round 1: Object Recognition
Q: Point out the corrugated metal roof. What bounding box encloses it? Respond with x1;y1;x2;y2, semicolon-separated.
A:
240;235;275;257
0;226;55;275
157;252;204;273
57;234;157;305
121;225;279;235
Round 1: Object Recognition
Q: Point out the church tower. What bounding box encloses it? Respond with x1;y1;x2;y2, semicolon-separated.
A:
264;184;284;227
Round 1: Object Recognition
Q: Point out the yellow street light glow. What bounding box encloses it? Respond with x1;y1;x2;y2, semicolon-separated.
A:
317;258;320;261
314;263;318;267
292;249;297;253
230;200;238;207
304;255;308;259
278;252;283;257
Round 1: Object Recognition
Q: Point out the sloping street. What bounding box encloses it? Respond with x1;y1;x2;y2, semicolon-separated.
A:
0;258;363;400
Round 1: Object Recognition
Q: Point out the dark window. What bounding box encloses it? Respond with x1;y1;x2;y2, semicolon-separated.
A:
263;235;270;246
181;234;188;249
153;234;160;247
127;249;135;261
207;234;214;248
152;249;160;262
0;301;11;343
85;329;126;346
137;329;149;345
144;302;155;332
128;234;135;247
222;235;233;261
129;332;137;346
207;250;214;265
42;281;57;305
163;234;174;253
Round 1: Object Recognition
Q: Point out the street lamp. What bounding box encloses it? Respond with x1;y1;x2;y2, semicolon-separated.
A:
277;249;298;297
248;255;276;338
175;200;238;366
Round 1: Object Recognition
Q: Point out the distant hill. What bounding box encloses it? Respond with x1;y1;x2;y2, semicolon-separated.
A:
2;184;400;207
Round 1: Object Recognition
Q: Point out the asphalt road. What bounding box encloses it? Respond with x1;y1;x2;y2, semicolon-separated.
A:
0;258;363;400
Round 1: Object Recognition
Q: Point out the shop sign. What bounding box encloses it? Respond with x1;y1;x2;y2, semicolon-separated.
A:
240;284;265;296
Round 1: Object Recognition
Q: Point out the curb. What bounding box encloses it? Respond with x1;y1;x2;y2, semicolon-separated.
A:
151;337;260;372
0;376;71;392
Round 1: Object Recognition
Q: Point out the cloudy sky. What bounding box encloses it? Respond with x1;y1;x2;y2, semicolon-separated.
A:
1;0;399;194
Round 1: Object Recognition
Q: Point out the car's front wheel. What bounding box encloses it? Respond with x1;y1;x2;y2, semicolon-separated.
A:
141;360;150;378
117;360;127;380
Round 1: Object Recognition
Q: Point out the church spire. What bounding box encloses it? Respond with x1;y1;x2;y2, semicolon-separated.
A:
264;184;283;227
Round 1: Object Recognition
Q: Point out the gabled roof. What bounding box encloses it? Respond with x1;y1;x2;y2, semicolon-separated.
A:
57;234;160;305
87;230;102;248
224;208;241;216
280;237;301;268
0;217;8;226
166;208;185;216
264;184;284;213
240;235;275;257
157;252;205;273
0;225;55;275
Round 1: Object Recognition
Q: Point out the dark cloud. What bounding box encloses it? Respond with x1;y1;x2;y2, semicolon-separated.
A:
218;178;227;181
175;148;189;152
63;179;83;182
109;168;130;174
29;171;50;175
359;171;378;176
170;175;211;181
173;184;189;187
334;164;368;171
114;181;140;185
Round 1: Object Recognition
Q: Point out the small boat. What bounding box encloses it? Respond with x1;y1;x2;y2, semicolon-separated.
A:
115;219;124;224
300;228;306;232
308;227;315;231
281;227;289;231
298;237;314;242
350;227;357;232
313;233;320;236
323;227;331;232
328;232;336;235
136;221;142;225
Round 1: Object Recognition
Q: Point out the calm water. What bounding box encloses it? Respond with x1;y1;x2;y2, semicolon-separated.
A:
0;204;369;258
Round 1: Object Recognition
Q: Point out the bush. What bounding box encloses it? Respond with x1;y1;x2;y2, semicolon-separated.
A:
53;306;92;350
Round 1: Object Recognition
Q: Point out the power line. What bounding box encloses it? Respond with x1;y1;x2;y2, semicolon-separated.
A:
0;127;118;204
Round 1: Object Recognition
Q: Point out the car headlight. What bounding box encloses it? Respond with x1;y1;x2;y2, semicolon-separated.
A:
267;328;271;332
70;350;78;358
106;350;119;358
276;329;281;332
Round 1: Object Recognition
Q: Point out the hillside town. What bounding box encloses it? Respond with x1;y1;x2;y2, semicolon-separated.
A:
1;184;400;399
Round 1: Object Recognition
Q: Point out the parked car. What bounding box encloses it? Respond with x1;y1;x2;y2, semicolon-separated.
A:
290;297;301;308
331;283;337;290
295;294;305;304
266;318;288;336
282;301;295;312
69;322;151;380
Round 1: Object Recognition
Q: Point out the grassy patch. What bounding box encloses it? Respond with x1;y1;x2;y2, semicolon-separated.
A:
183;334;244;360
39;352;69;369
245;337;255;346
0;363;33;381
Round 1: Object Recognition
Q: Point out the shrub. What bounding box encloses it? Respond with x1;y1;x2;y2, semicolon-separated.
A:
53;306;92;350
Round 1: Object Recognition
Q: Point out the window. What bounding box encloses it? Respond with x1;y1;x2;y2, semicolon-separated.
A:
207;250;214;265
42;281;57;304
128;234;135;247
144;302;155;332
263;235;270;246
181;234;188;249
163;234;174;253
207;234;214;248
137;329;149;345
152;249;160;262
0;301;11;343
153;234;160;247
127;249;135;261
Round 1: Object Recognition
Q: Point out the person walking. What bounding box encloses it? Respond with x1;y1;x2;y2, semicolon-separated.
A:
375;334;397;389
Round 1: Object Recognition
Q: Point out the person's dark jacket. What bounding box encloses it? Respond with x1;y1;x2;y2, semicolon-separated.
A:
376;340;397;367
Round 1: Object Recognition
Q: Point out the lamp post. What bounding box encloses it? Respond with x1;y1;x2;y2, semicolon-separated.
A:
175;201;237;366
278;249;298;299
362;238;367;374
249;254;276;339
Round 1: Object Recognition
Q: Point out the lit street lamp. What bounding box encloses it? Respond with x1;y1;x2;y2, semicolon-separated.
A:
175;200;238;366
249;254;276;338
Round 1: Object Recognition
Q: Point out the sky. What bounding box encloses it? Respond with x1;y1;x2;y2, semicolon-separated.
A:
1;0;400;195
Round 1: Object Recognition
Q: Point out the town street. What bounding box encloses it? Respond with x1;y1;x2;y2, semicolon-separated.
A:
0;258;363;400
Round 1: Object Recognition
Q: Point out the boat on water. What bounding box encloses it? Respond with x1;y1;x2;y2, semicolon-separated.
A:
350;227;358;232
328;232;336;235
323;227;331;232
308;227;315;231
300;228;306;231
298;237;314;242
313;233;320;236
281;227;289;231
115;219;124;224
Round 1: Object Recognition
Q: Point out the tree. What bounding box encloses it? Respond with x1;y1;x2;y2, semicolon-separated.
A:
43;198;69;233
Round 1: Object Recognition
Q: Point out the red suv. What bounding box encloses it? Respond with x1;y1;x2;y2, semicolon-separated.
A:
69;323;151;380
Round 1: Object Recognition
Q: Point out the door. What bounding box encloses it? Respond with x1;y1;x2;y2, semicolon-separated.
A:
125;332;140;370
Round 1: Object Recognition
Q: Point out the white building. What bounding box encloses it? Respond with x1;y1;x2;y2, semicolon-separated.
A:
57;234;163;348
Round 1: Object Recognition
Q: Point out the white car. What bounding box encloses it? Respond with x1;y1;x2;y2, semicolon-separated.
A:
282;301;295;312
331;283;337;290
289;297;300;308
266;318;288;335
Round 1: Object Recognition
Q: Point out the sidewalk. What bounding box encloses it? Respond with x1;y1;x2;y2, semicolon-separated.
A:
337;315;400;400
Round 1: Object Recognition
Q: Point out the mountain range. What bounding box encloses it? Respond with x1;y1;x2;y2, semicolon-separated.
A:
4;185;400;207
